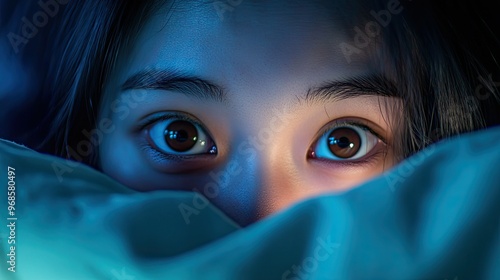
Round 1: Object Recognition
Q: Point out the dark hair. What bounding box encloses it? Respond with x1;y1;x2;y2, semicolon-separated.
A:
37;1;163;164
37;0;500;166
379;0;500;160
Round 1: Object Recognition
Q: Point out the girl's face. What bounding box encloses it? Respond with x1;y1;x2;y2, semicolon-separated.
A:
99;0;401;225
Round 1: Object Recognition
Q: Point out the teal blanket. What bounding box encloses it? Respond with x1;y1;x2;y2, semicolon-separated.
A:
1;127;499;279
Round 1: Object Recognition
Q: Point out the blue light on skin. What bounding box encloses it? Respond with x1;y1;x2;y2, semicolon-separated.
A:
98;0;402;226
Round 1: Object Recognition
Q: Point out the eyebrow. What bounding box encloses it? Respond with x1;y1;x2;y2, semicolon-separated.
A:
122;69;227;103
123;69;398;105
302;75;399;105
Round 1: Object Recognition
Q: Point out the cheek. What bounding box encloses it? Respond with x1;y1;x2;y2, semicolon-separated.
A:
99;131;148;190
307;147;396;190
257;168;382;217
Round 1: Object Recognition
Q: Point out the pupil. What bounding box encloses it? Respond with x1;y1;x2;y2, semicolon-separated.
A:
337;137;351;148
165;120;198;152
175;130;188;142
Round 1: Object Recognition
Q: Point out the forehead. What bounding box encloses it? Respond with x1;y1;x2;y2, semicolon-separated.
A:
130;1;375;55
115;0;381;100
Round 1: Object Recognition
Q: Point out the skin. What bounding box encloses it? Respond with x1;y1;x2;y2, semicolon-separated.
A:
98;0;401;226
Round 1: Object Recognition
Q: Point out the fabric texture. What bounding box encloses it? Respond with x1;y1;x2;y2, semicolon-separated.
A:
0;127;499;280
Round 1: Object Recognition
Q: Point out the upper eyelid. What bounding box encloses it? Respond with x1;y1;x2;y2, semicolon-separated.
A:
136;111;205;131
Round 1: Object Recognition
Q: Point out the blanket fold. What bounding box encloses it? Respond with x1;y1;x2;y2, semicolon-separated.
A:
0;128;499;279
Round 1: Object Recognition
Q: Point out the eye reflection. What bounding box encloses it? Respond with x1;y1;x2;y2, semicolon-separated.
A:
309;122;384;162
147;115;217;156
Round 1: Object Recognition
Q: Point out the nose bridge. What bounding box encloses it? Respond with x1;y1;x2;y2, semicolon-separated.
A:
243;101;294;176
233;112;300;219
214;101;301;225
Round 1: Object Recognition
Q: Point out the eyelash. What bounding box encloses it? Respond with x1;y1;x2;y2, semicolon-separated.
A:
137;112;200;131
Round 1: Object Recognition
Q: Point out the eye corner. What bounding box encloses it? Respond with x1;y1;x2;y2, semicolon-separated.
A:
306;146;317;159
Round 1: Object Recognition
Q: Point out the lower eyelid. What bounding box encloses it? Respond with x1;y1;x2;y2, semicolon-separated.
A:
138;142;217;173
144;144;197;161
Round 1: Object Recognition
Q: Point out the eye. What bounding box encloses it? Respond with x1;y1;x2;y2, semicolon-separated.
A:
309;122;384;161
147;116;217;155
